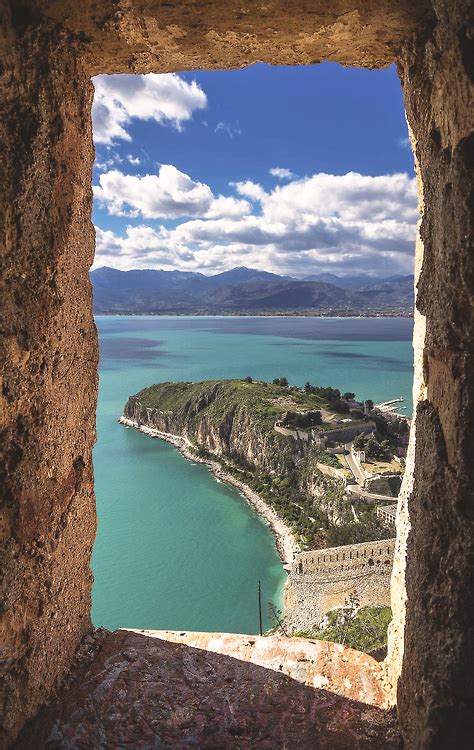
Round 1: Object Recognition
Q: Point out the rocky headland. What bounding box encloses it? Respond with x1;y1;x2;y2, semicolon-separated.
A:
121;378;401;635
121;379;396;553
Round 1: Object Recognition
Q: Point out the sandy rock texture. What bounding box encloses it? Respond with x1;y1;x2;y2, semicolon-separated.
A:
1;0;472;747
387;1;474;744
16;629;401;749
1;7;98;747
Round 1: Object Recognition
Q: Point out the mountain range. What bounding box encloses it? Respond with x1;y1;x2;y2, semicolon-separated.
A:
91;266;414;315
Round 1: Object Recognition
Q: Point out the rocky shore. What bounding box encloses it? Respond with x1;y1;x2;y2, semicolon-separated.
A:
119;416;299;565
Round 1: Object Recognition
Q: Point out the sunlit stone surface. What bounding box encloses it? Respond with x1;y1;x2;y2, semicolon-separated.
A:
17;630;400;749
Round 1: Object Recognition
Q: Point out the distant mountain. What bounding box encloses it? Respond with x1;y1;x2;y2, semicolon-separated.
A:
206;266;287;287
91;266;413;315
301;272;412;289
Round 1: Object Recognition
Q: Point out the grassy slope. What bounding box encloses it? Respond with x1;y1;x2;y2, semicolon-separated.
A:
136;379;328;433
132;379;393;550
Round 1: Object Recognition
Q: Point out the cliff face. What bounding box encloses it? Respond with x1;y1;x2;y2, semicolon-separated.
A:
123;381;360;530
123;382;301;477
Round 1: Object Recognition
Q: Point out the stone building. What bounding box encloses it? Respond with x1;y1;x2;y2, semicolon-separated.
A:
1;1;473;748
377;504;398;528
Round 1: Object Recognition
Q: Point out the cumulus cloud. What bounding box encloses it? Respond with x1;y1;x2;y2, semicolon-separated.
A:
269;167;295;180
94;165;250;220
94;165;213;218
92;73;207;145
93;171;418;276
232;180;267;202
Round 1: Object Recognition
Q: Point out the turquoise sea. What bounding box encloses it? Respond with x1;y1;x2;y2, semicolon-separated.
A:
91;315;414;634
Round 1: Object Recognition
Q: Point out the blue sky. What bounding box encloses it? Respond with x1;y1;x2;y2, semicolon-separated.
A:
92;63;417;277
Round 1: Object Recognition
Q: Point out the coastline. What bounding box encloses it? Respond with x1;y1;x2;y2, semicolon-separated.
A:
119;416;299;565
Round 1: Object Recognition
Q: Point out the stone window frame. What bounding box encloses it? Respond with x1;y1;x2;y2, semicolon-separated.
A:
1;2;472;747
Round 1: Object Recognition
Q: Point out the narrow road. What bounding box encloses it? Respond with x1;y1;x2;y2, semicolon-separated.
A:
345;483;397;503
343;442;366;485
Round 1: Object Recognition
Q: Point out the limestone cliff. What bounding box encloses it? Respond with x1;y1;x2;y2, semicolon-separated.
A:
124;380;305;476
122;380;393;551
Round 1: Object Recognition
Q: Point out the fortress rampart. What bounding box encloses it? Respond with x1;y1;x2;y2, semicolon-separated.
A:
284;539;395;632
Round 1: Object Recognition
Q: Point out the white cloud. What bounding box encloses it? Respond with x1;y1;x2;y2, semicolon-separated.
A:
269;167;295;180
94;165;250;220
398;137;412;149
232;180;267;202
92;73;207;145
126;154;141;165
215;121;242;138
204;195;251;219
93;171;418;276
94;165;213;218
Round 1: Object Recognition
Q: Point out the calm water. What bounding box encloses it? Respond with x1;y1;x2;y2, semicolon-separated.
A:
92;315;414;633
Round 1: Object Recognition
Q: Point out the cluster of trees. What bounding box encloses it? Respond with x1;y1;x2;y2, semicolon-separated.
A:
353;433;392;460
281;410;322;429
294;602;392;653
273;376;289;387
221;449;392;550
303;382;350;413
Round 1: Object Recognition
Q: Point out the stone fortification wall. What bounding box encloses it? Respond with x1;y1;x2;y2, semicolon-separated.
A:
274;424;310;441
320;421;376;444
316;462;348;484
284;539;395;632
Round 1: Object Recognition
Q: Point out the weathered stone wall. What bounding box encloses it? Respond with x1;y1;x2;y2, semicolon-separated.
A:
319;421;376;444
0;8;98;746
386;3;474;745
285;540;395;632
316;462;348;484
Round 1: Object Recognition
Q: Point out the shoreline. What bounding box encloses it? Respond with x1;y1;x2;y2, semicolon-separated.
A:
98;311;413;319
119;416;299;565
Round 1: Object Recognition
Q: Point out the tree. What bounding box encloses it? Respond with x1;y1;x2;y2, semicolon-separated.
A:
353;433;366;450
273;376;288;387
243;376;253;383
379;439;392;459
364;399;374;411
343;392;355;401
366;436;383;459
398;420;409;434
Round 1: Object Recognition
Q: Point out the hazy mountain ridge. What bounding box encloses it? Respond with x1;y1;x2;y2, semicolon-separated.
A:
91;266;414;314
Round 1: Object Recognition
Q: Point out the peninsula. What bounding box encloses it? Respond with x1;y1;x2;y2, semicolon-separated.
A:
121;378;408;550
121;377;408;634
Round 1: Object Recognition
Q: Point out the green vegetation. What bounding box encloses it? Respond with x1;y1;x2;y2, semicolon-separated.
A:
130;377;394;551
304;381;350;413
353;432;393;460
203;451;392;550
135;377;330;433
293;605;392;653
281;410;322;429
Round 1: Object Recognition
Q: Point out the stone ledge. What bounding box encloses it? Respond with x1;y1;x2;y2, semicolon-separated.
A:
16;629;400;749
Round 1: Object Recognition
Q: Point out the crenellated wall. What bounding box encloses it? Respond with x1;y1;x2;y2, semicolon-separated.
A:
284;540;395;632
